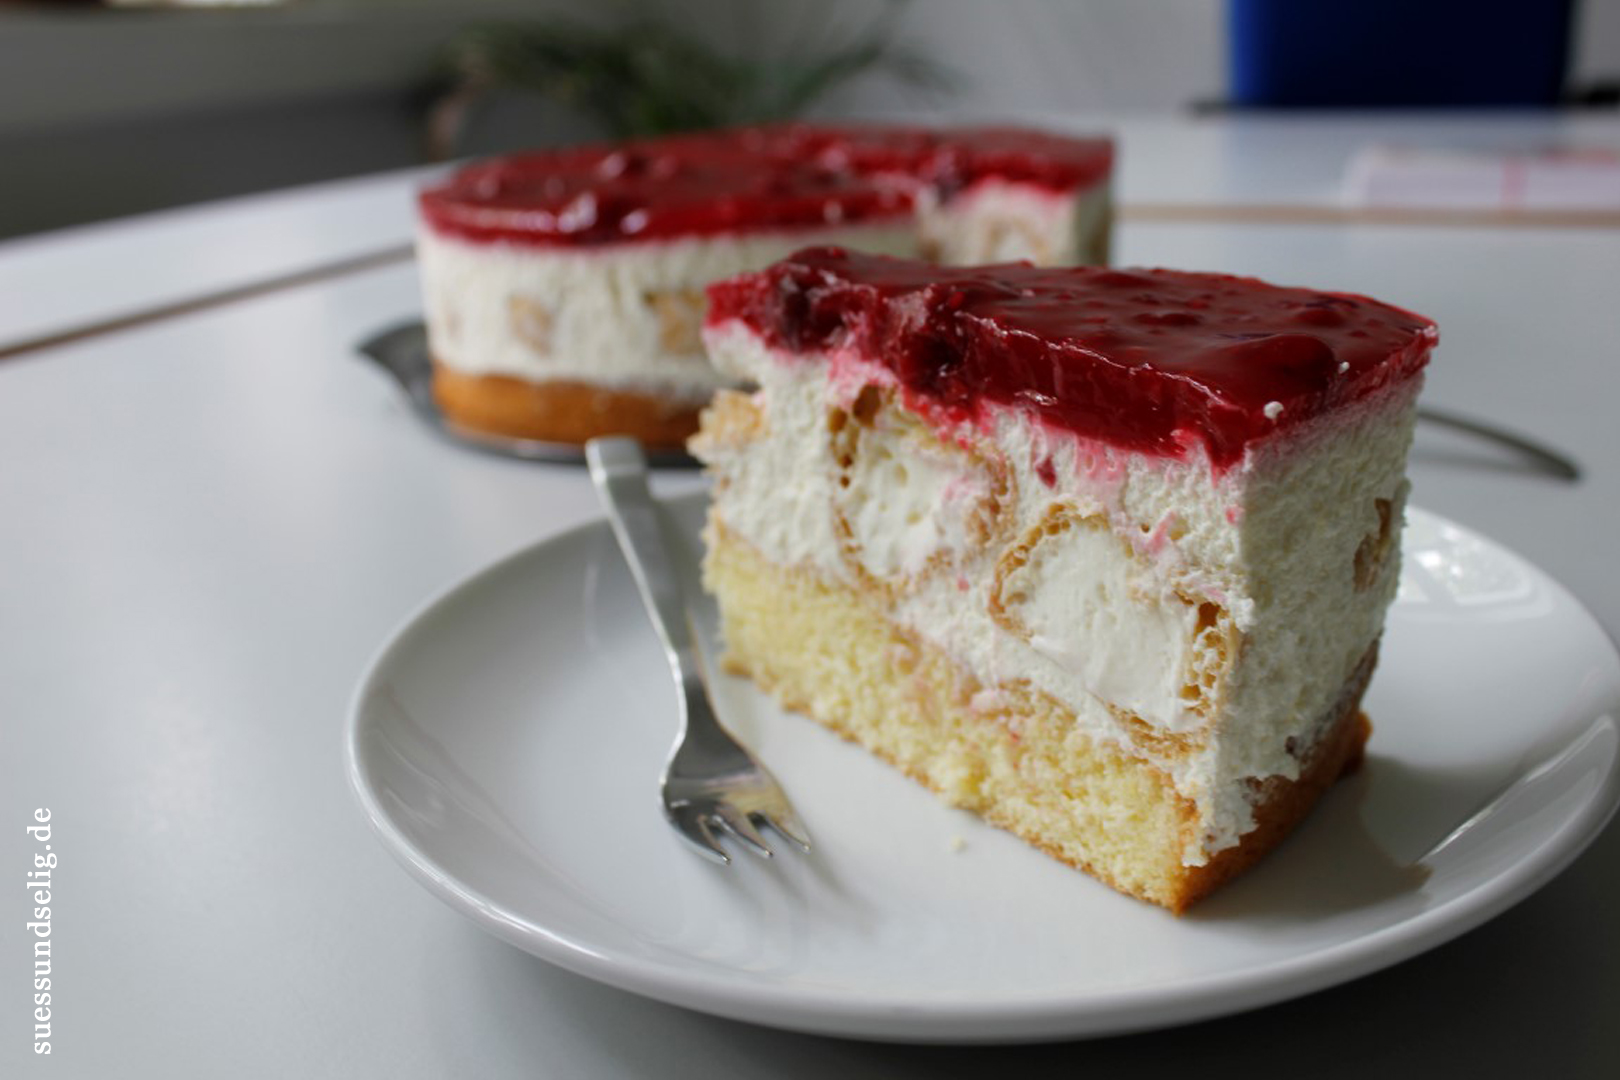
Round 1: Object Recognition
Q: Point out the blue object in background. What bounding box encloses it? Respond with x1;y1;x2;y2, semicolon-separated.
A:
1228;0;1573;108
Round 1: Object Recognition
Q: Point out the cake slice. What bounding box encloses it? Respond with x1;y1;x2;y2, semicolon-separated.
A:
692;247;1436;912
415;124;1112;450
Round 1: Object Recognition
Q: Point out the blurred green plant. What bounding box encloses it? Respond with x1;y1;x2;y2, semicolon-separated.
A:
423;0;954;158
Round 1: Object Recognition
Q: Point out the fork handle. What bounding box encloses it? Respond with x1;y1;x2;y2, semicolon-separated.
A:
586;437;694;659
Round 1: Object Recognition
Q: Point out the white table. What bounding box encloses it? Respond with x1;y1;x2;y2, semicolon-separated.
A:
0;168;432;358
2;114;1617;1077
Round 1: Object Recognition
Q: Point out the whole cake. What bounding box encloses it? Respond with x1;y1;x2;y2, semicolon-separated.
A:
416;125;1112;450
692;247;1436;912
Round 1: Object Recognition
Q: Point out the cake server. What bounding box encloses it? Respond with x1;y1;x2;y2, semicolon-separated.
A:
586;436;812;864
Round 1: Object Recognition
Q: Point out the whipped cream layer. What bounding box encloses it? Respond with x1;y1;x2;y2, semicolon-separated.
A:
696;321;1423;861
918;178;1112;267
417;222;916;400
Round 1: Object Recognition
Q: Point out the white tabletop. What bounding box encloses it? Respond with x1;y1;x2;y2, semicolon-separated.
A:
1106;110;1620;212
0;167;431;356
2;114;1618;1077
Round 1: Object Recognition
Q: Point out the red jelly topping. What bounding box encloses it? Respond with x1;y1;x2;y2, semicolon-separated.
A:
419;124;1112;246
706;247;1437;468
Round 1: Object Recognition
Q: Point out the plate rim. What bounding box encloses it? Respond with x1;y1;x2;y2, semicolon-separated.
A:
343;498;1620;1042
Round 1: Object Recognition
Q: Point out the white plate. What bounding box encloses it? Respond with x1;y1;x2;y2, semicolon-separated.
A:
345;495;1620;1043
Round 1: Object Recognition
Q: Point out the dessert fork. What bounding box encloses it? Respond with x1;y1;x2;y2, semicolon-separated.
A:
586;436;811;863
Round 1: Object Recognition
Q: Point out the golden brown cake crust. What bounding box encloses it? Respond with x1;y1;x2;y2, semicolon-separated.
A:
432;365;704;451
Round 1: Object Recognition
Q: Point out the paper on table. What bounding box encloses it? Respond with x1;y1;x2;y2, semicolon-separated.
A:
1343;146;1620;212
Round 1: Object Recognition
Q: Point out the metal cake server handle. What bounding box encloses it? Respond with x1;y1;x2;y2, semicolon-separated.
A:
1417;406;1581;482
